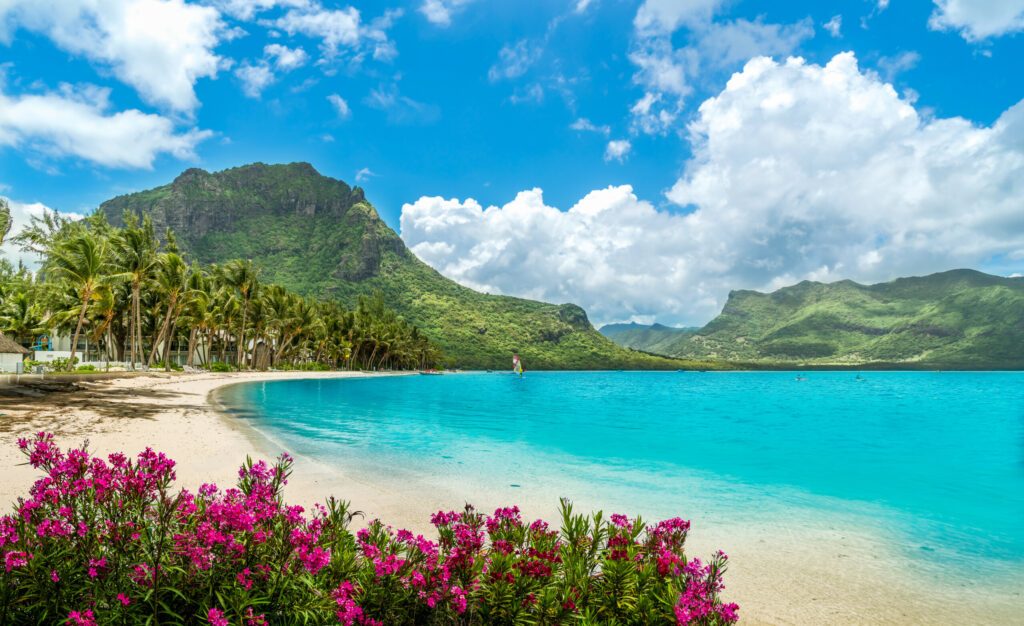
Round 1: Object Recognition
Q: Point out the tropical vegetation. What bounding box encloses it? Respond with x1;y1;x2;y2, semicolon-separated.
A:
0;433;739;625
0;208;442;372
98;162;696;370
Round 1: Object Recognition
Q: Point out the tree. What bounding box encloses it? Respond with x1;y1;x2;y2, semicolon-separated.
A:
224;259;260;370
49;233;108;365
112;215;158;369
0;198;11;246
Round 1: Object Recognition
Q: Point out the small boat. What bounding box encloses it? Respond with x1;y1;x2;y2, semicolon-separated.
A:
420;369;443;376
795;375;808;381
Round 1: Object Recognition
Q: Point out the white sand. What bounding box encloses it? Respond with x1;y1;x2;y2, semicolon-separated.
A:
0;372;1020;625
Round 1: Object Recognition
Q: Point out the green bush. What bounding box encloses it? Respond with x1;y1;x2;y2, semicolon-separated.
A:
209;361;233;372
75;364;96;372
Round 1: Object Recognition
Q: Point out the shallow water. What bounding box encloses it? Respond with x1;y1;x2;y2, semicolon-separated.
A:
220;371;1024;585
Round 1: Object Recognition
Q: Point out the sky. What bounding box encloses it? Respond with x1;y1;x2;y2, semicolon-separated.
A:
0;0;1022;326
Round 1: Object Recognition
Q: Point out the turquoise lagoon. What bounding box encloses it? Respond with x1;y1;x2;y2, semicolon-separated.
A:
219;371;1024;583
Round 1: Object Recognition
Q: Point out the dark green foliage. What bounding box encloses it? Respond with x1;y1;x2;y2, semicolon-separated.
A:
603;270;1024;369
100;163;701;370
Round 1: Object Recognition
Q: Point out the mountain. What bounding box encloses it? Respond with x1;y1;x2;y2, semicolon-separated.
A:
602;270;1024;368
99;162;693;370
599;323;698;354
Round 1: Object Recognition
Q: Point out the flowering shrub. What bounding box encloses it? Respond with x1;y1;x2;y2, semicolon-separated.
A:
0;433;739;624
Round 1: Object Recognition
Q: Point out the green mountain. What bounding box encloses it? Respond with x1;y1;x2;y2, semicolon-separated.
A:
602;270;1024;369
99;162;692;370
599;323;698;354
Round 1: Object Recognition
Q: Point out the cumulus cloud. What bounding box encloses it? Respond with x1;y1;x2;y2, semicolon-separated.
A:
0;0;225;113
327;93;350;118
928;0;1024;40
603;139;631;162
419;0;474;27
400;52;1024;326
0;82;211;169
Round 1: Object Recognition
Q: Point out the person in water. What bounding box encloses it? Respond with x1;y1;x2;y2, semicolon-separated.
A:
512;353;524;376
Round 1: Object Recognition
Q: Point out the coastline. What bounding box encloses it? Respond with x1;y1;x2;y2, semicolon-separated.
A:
1;372;1021;624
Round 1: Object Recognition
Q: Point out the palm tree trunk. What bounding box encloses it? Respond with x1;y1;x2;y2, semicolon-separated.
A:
68;292;91;365
186;327;197;367
236;296;249;370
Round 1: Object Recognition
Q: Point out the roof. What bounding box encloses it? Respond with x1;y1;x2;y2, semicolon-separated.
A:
0;335;30;354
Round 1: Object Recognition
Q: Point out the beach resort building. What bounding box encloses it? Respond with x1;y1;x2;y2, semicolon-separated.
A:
0;335;29;372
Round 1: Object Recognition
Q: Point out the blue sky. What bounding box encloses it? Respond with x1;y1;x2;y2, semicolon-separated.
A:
1;0;1023;325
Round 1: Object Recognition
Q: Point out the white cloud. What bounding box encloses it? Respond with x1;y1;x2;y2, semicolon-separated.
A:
234;44;307;98
824;14;842;37
419;0;473;27
0;0;226;113
633;0;723;35
272;5;400;61
575;0;595;14
629;91;680;135
509;83;544;106
570;118;611;135
0;82;211;169
604;139;632;162
236;62;275;98
1;199;85;268
274;6;358;51
265;43;308;70
876;51;921;81
929;0;1024;41
364;83;439;124
628;15;813;135
213;0;310;21
355;167;376;182
488;40;543;82
327;93;350;118
400;52;1024;325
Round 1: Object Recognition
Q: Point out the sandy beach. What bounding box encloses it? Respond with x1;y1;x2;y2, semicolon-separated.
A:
0;372;1020;625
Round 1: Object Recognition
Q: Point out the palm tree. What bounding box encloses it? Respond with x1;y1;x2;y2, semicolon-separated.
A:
149;252;189;370
224;259;260;369
49;233;108;364
0;290;45;345
0;198;11;246
112;215;158;369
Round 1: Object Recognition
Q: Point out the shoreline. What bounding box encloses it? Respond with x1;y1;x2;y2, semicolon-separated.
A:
1;372;1021;624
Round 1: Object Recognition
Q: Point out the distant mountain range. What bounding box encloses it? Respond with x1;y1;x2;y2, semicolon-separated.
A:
99;162;687;370
600;270;1024;369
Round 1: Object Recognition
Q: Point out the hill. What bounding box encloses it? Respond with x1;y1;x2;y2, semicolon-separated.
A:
99;163;694;370
599;323;698;354
602;270;1024;369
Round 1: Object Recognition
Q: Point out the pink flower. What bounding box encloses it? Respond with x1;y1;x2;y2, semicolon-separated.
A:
117;593;131;606
50;569;60;583
207;607;229;626
67;610;97;626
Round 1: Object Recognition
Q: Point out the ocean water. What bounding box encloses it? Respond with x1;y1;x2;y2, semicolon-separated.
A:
219;371;1024;582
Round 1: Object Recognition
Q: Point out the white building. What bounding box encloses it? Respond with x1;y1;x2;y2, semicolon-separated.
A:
0;335;29;373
